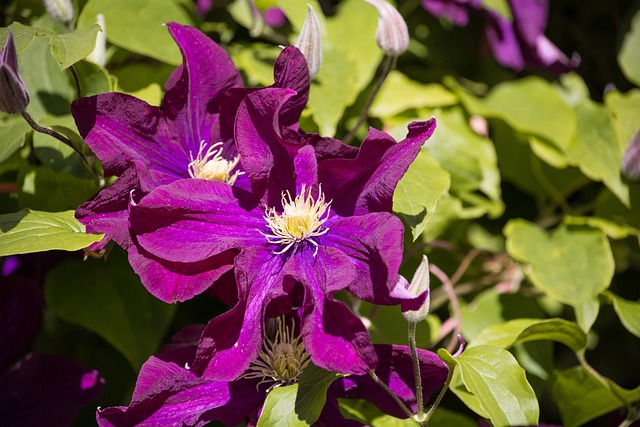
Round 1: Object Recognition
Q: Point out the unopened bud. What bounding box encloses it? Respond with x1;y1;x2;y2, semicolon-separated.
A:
402;255;431;324
0;30;30;114
43;0;74;24
295;4;322;78
364;0;409;56
86;14;107;67
622;131;640;181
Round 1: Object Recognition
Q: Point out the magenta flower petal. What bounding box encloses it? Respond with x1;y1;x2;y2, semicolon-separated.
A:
195;246;288;381
319;119;437;216
96;357;262;427
130;179;265;263
0;354;104;427
320;212;405;304
163;22;242;155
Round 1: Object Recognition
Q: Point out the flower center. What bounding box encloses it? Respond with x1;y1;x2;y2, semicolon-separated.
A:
188;140;242;184
262;184;331;255
242;318;310;391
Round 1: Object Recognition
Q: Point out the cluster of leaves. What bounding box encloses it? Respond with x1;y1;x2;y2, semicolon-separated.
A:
1;0;640;426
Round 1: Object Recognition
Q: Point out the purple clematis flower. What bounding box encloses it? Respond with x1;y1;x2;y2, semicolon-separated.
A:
72;22;310;303
95;320;449;427
422;0;579;74
127;87;436;378
0;264;104;426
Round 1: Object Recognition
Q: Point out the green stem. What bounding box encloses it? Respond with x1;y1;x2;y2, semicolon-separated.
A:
369;370;415;420
69;65;83;99
21;110;83;157
408;321;425;419
577;352;632;414
343;55;396;145
424;365;454;422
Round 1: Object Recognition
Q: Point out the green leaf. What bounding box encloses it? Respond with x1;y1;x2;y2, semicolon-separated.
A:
459;290;505;342
455;345;539;427
504;220;614;308
459;76;576;152
17;166;99;212
564;215;640;242
0;116;29;163
567;100;628;206
370;71;457;118
300;0;383;136
618;9;640;87
393;149;451;240
426;108;503;217
0;209;102;256
78;0;195;65
2;22;100;69
45;249;176;369
257;364;342;427
471;318;587;353
551;366;640;427
429;408;478;427
605;89;640;153
606;292;640;339
481;0;512;20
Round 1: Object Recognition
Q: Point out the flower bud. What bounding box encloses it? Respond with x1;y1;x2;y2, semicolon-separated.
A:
0;29;30;114
43;0;75;25
364;0;409;56
86;14;107;67
402;255;431;324
295;4;322;78
622;131;640;181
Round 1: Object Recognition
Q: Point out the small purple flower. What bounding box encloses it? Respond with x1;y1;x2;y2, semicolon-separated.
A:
72;23;310;303
622;130;640;181
0;29;30;114
95;321;449;427
264;7;289;28
422;0;579;74
127;87;436;378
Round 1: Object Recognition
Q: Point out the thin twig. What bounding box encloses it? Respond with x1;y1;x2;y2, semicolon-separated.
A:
369;370;415;419
20;110;83;158
69;65;82;99
343;55;396;145
424;365;454;422
429;263;462;353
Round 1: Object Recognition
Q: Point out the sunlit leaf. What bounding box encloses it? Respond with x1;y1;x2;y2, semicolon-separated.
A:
0;209;102;256
606;292;640;339
618;9;640;87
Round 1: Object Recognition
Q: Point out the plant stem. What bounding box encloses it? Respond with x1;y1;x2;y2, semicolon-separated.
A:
408;321;425;419
424;364;454;422
343;55;396;145
577;352;632;414
369;370;415;420
69;65;83;99
20;110;83;158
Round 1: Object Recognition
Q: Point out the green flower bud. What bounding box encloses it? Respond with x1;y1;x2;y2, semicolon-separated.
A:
43;0;74;24
402;255;431;324
295;4;322;78
364;0;409;56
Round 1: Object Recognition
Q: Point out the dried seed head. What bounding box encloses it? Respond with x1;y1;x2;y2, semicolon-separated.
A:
0;30;30;114
43;0;74;24
402;255;431;324
86;14;107;68
364;0;409;56
295;4;322;78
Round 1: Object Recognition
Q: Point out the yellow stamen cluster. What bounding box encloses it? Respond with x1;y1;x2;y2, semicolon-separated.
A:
243;318;310;392
262;184;331;255
188;140;242;184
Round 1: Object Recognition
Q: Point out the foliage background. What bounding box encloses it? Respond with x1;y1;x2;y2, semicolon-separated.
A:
1;0;640;425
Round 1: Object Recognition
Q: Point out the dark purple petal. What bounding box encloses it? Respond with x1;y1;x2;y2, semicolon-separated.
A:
72;93;185;182
235;87;301;204
0;353;103;427
0;29;30;114
1;256;19;276
319;119;437;216
163;23;243;156
194;246;288;380
331;344;448;418
130;179;264;263
509;0;547;45
272;46;310;129
127;240;237;303
96;356;262;427
265;7;289;28
314;395;365;427
294;145;318;193
155;324;204;367
421;0;477;25
321;213;405;305
483;11;526;71
284;246;376;374
0;277;43;371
